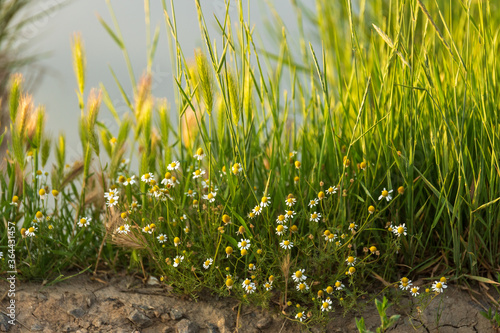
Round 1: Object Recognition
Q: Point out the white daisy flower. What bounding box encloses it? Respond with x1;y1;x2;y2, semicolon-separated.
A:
185;189;197;198
252;205;262;216
346;256;356;266
245;283;256;294
264;282;273;291
348;222;357;232
400;277;412;291
106;197;119;207
292;269;307;282
260;195;271;208
25;226;37;237
123;175;136;186
192;169;205;179
335;280;345;290
310;212;321;223
141;172;155;184
275;224;288;236
394;223;407;237
296;282;309;292
202;191;217;203
321;299;332;312
285;197;296;207
276;214;286;224
173;255;184;267
241;278;253;288
378;188;393;202
432;281;447;293
326;186;338;195
203;258;213;269
280;240;293;250
410;286;420;297
142;225;153;234
104;189;119;199
78;217;91;227
157;234;167;243
193;148;205;161
285;210;296;220
116;224;130;234
295;311;305;322
167;161;180;170
238;239;251;250
308;198;319;208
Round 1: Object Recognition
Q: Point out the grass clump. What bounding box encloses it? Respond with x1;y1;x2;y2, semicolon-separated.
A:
2;0;500;327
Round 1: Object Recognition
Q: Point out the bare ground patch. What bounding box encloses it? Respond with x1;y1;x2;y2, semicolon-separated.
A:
0;274;496;332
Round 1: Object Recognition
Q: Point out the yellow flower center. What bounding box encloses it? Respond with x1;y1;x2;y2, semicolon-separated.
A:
164;172;172;179
39;189;46;196
277;225;284;232
382;190;389;197
175;259;180;264
278;215;285;221
370;246;377;252
222;215;231;223
295;271;302;278
80;218;86;224
284;241;290;246
12;196;19;202
261;196;267;203
196;148;204;155
326;286;333;293
226;279;233;287
174;237;180;244
28;227;34;233
36;170;42;175
440;277;447;283
412;288;418;293
205;260;210;266
436;283;442;289
297;312;303;317
349;223;355;229
312;214;318;219
347;256;355;263
349;267;356;274
244;279;251;285
226;246;233;254
299;283;305;290
144;174;150;179
118;175;126;183
109;198;115;204
318;191;325;199
119;226;125;231
335;281;341;288
322;302;329;309
241;241;247;247
36;211;43;219
401;277;409;284
398;226;404;234
207;193;214;200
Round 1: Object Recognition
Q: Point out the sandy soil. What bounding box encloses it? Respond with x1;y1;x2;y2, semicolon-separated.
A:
0;273;497;332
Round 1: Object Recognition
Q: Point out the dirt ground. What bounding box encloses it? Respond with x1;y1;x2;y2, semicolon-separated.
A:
0;273;497;333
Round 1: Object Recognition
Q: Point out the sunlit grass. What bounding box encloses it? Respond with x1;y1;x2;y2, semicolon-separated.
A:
2;0;500;326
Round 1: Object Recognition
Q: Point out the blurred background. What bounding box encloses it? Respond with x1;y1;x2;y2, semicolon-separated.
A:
11;0;316;162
